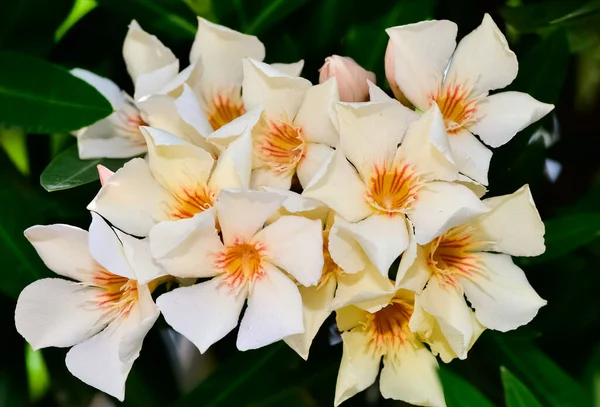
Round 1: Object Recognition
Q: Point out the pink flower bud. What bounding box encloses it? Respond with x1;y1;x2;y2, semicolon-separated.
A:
319;55;375;102
97;165;114;186
385;40;413;108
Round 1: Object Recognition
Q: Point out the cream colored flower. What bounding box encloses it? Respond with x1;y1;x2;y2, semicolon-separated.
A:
210;59;340;190
15;214;162;400
386;14;554;185
334;289;445;407
154;189;324;352
399;185;546;362
303;101;489;278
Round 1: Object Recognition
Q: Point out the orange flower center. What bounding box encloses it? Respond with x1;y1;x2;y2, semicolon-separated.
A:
254;119;305;174
206;91;246;131
93;269;138;319
431;83;477;134
365;163;421;215
425;226;485;286
168;185;216;220
362;297;414;357
216;240;266;292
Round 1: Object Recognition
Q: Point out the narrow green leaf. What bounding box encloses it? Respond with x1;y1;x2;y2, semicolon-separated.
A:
0;127;29;175
501;366;543;407
55;0;98;41
40;144;131;191
439;365;495;407
0;51;113;133
25;345;50;403
245;0;310;35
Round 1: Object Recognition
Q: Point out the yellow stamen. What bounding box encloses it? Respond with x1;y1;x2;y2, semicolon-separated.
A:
92;269;138;320
431;82;478;133
254;119;305;174
215;239;267;292
206;91;246;131
361;296;414;358
365;163;421;215
168;185;216;220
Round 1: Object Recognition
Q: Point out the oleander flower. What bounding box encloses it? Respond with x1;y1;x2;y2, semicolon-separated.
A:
15;213;162;401
303;101;488;278
334;289;445;406
210;59;340;189
154;189;324;351
386;14;554;185
400;185;546;362
319;55;375;102
88;124;252;238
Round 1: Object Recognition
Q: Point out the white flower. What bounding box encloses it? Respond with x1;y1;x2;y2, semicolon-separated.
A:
154;189;324;352
88;124;252;239
334;290;446;407
386;14;554;185
210;59;339;190
15;213;162;401
400;185;547;362
303;101;489;278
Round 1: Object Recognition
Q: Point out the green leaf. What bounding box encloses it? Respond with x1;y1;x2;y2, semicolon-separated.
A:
501;366;543;407
40;144;131;191
533;212;600;262
491;333;589;407
501;0;588;33
439;365;495;407
25;345;50;403
0;51;113;133
245;0;311;35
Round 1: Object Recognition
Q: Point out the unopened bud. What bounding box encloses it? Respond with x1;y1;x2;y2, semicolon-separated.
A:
319;55;375;102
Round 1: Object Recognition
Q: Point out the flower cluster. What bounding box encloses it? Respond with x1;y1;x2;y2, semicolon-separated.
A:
15;14;552;405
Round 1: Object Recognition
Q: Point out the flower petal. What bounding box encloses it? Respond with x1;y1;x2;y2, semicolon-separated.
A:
460;252;546;331
470;91;554;148
15;279;104;350
116;230;166;284
293;77;339;146
70;68;125;108
157;275;246;353
303;150;375;222
335;306;368;331
284;279;336;360
134;60;180;101
473;184;545;256
24;224;96;282
208;126;253;190
408;181;489;245
396;226;432;291
447;129;492;185
242;58;312;119
297;143;335;188
334;330;380;407
446;14;517;97
271;60;305;77
379;344;445;407
174;84;214;141
254;215;324;287
77;122;147;159
386;20;457;110
367;80;395;102
88;158;171;237
332;265;396;313
237;264;303;350
216;189;285;245
328;215;369;274
89;213;136;280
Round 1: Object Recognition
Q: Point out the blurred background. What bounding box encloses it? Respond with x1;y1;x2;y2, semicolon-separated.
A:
1;0;600;405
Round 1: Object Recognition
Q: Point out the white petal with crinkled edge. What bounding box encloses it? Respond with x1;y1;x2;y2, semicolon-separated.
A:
24;224;97;282
141;126;214;194
71;69;124;108
254;216;323;287
216;189;285;246
208;107;263;151
470;92;554;148
89;213;136;280
460;252;546;332
367;81;395;102
123;20;177;83
472;184;545;256
332;265;396;313
77;129;147;160
116;229;166;284
396;227;432;292
65;286;159;402
447;129;492;186
386;20;457;110
250;167;293;189
328;216;369;274
15;279;105;350
208;126;252;190
297;143;335;188
271;60;305;77
157;275;246;353
397;104;456;182
337;214;408;278
88;158;172;237
134;60;180;101
174;84;214;142
303;150;375;222
446;14;517;98
190;17;265;98
456;174;488;198
293;78;339;146
150;211;222;278
379;343;446;407
418;276;474;359
284;279;336;360
336;101;416;179
334;330;380;407
237;264;303;350
242;58;312;119
408;181;489;245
